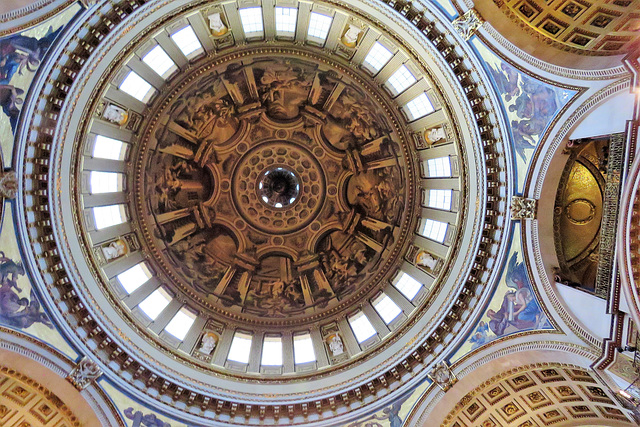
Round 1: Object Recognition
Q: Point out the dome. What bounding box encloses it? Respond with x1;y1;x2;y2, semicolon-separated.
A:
13;0;511;424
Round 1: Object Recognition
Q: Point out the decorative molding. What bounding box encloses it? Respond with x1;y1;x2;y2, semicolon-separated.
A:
0;326;124;426
594;132;626;299
510;196;537;220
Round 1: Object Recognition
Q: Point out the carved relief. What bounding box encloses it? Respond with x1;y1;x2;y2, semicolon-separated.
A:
510;196;537;220
322;324;348;363
66;356;102;390
135;55;414;322
428;361;457;391
0;171;17;199
406;245;443;276
452;9;484;41
93;233;139;265
97;101;142;132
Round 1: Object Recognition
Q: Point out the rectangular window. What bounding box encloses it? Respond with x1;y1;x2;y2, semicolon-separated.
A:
387;65;416;94
142;45;176;78
228;332;252;364
117;263;152;294
138;287;172;320
307;12;332;40
293;333;316;364
171;26;203;57
261;336;283;366
426;157;452;177
89;171;122;194
119;71;153;102
421;218;448;243
348;311;377;343
92;204;126;230
239;7;264;34
428;189;452;210
393;272;422;301
92;135;127;160
363;42;393;72
275;7;297;34
164;308;197;340
406;92;434;120
372;294;402;324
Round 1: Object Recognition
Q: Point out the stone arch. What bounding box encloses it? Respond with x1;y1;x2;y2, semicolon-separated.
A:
0;326;123;426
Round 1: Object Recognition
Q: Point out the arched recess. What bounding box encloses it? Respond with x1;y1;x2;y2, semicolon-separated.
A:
0;326;124;426
520;79;634;350
405;345;636;426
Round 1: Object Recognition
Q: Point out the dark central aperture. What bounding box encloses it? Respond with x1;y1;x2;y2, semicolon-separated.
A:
258;167;300;208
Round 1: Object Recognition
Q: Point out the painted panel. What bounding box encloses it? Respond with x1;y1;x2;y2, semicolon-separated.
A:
472;40;576;193
452;222;553;362
0;3;81;167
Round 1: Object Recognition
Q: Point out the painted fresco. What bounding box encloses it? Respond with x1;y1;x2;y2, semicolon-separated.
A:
0;203;76;357
347;398;406;427
0;3;81;168
452;222;553;362
472;40;575;192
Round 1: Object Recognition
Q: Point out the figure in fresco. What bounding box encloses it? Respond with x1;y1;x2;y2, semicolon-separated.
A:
486;252;544;336
124;408;171;427
346;400;403;427
170;77;238;146
0;26;63;132
325;87;386;146
168;230;231;296
0;84;24;132
468;321;494;350
0;253;52;330
243;277;305;315
0;26;62;85
486;59;568;163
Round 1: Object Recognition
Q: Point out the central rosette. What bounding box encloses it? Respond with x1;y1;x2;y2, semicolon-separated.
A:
134;52;415;322
231;141;326;234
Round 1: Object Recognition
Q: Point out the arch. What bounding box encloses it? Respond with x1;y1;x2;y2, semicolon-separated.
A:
406;345;634;426
0;326;123;426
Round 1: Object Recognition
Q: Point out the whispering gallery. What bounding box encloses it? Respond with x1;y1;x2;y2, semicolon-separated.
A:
0;0;638;426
